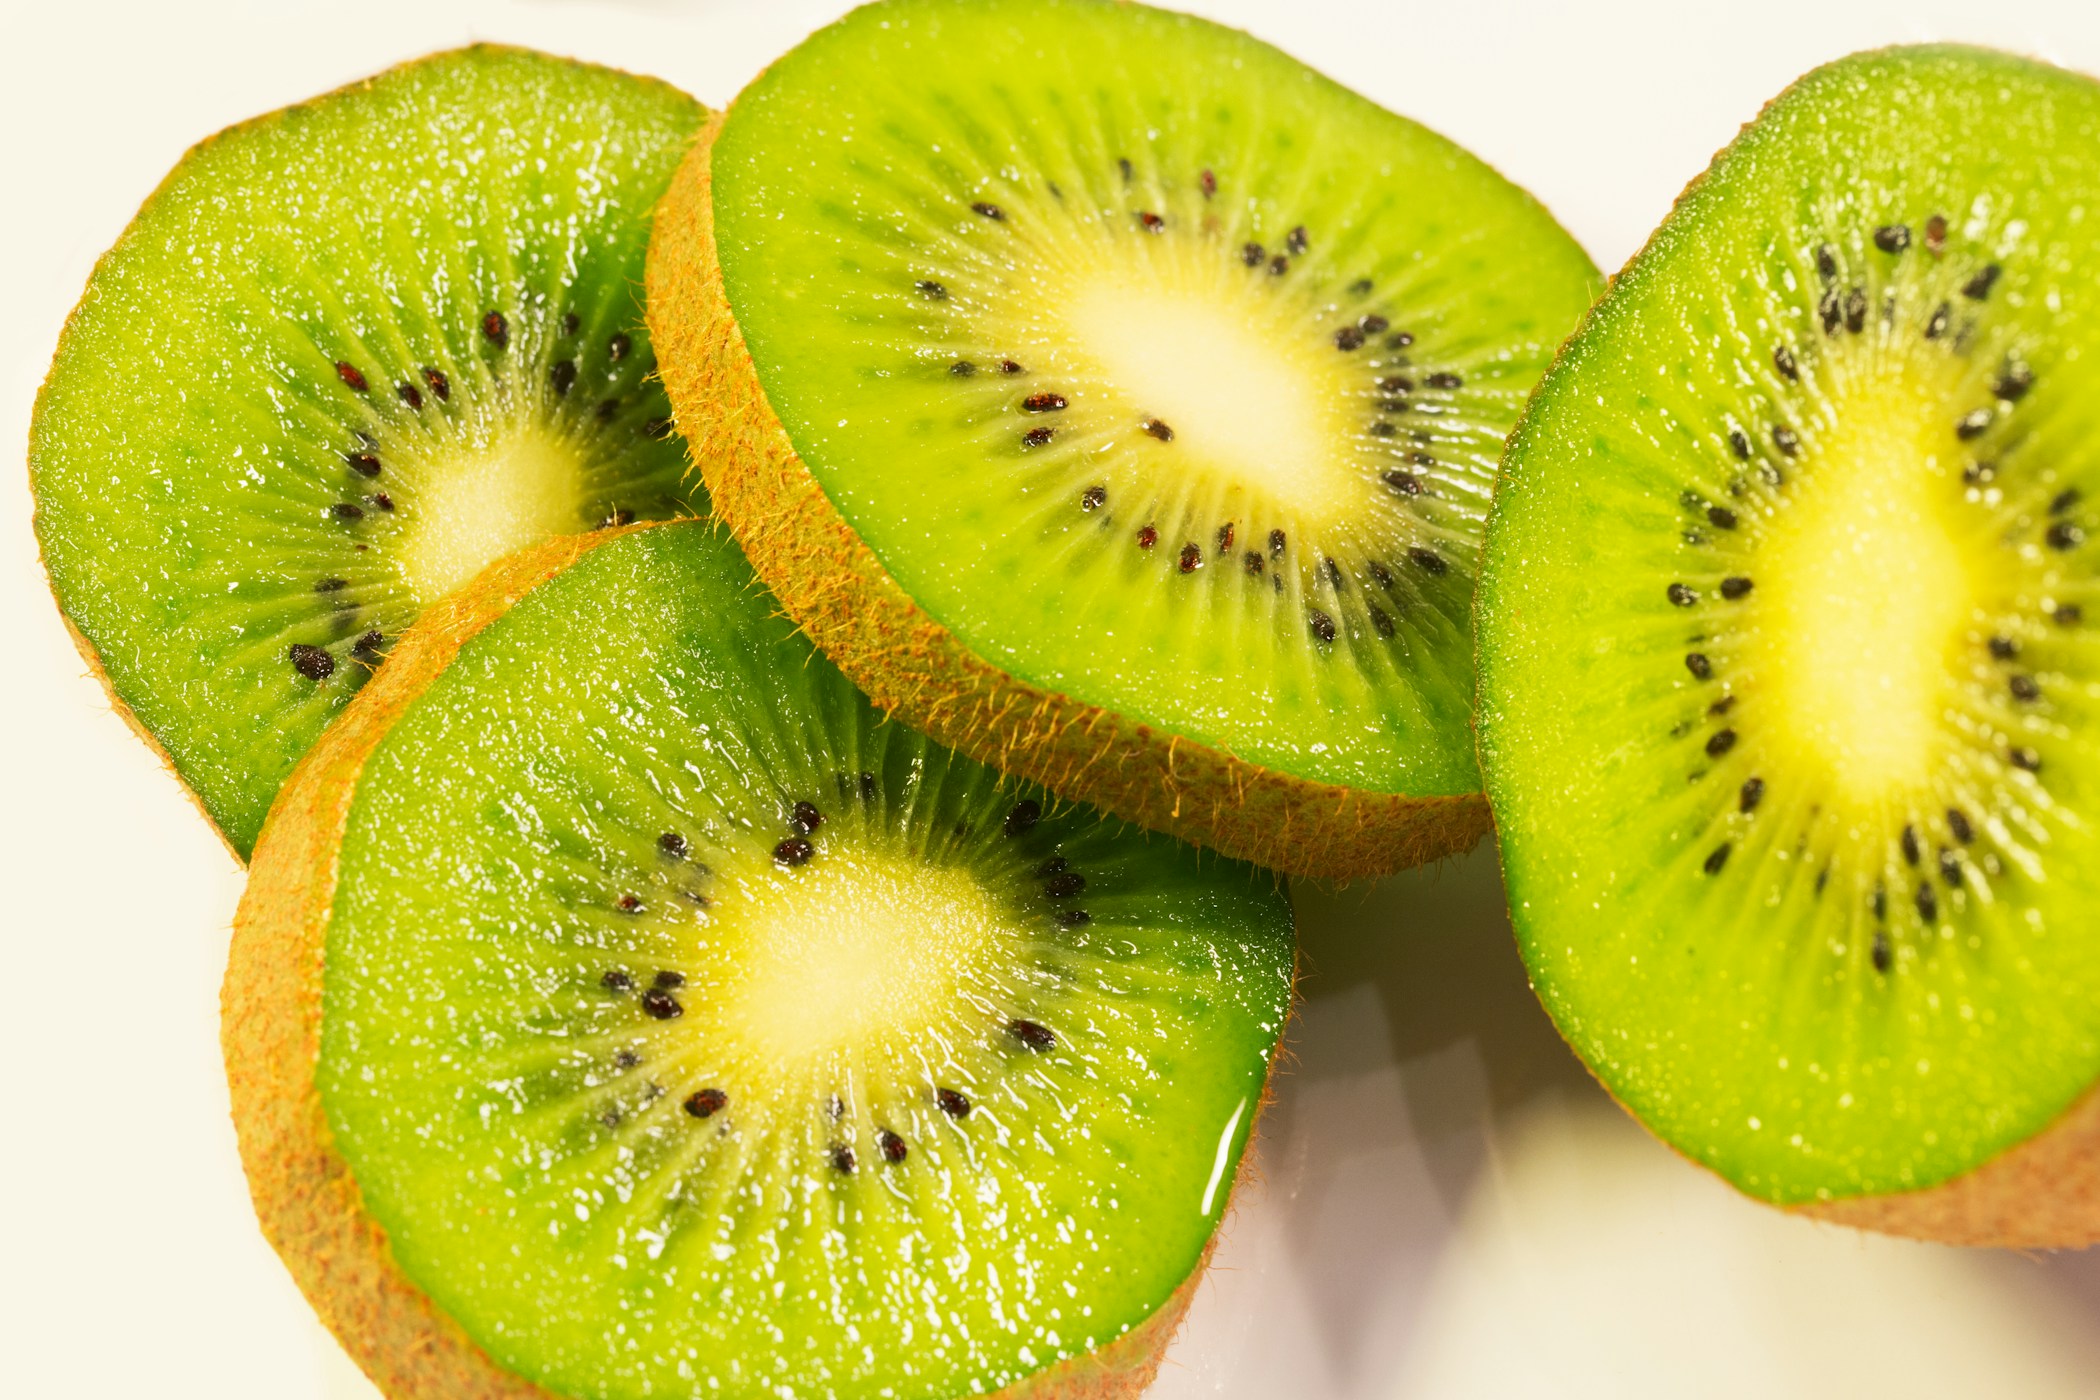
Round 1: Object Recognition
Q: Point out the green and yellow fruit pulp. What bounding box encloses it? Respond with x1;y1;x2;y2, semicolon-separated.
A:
651;0;1600;881
31;46;707;857
228;521;1293;1398
1479;46;2100;1233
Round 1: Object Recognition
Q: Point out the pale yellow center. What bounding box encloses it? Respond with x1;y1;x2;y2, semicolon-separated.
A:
714;848;1003;1070
1750;369;1974;808
394;424;586;601
1054;264;1360;525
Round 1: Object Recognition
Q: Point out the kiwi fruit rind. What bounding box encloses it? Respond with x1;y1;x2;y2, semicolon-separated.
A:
224;518;1293;1398
1478;46;2100;1246
30;45;708;859
648;0;1600;883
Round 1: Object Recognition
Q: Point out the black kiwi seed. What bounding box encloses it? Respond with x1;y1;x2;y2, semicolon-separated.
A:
1872;930;1892;973
1383;470;1422;497
1707;505;1738;530
331;502;365;522
1138;211;1166;233
1117;157;1134;183
335;361;369;392
1368;420;1398;437
1216;522;1235;553
1044;872;1086;899
950;360;976;378
915;280;948;300
1728;429;1751;460
482;310;508;346
422;366;449;400
1939;848;1963;886
369;492;394;512
878;1129;909;1163
1963;264;2001;300
1997;363;2036;401
1773;346;1798;380
1947;808;1974;844
2050;488;2081;515
1268;529;1287;557
1719;577;1754;600
345;451;381;476
2010;746;2043;772
858;771;879;800
972;201;1004;220
1036;857;1068;877
1426;372;1464;390
684;1087;728;1119
1915;883;1938;923
791;801;824;834
352;631;385;658
1873;224;1911;253
2047;521;2084;551
1708;695;1736;717
288;643;334;681
1334;325;1366;351
830;1145;856;1175
937;1088;972;1119
1900;824;1920;866
1369;605;1395;638
1268;255;1289;276
1321;557;1345;590
1286;225;1309;254
642;989;683;1020
396;381;423;409
1956;409;1993;440
1136;525;1158;549
1380;375;1415;394
1703;843;1731;875
1243;551;1264;576
1771;425;1800;456
549;359;577;396
1000;359;1024;375
1925;214;1948;253
1309;609;1337;643
1241;242;1265;267
1142;417;1174;441
560;311;579;336
2011;674;2040;701
1200;170;1217;198
1081;485;1106;511
1387;330;1416;350
1739;776;1764;812
1844;288;1868;332
608;332;631;361
1705;729;1737;758
1686;653;1712;679
1178;543;1202;573
1361;314;1390;334
1819;290;1842;334
1407;547;1447;576
595;399;620;423
1989;635;2019;660
1008;1018;1057;1050
773;836;814;866
653;970;684;991
1003;799;1041;837
1057;908;1092;928
1022;426;1054;448
1022;392;1067;413
614;1048;641;1069
1668;583;1699;607
599;507;635;528
1925;303;1951;340
617;893;643;913
1814;243;1838;280
2054;603;2083;626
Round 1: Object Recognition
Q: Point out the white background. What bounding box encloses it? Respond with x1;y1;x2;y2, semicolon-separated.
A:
7;2;2100;1397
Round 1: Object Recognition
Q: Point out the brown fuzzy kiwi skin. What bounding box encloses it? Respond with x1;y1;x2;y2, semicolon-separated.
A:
28;43;702;867
644;111;1490;886
224;521;1254;1399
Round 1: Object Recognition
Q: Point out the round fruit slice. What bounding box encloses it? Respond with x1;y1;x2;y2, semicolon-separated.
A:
648;0;1598;882
31;46;708;859
224;520;1292;1399
1479;46;2100;1246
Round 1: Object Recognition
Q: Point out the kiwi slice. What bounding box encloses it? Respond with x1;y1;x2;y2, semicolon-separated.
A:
648;0;1599;882
1478;46;2100;1245
29;46;707;859
224;519;1292;1398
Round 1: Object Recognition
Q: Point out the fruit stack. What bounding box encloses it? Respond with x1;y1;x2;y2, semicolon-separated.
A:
28;4;2100;1397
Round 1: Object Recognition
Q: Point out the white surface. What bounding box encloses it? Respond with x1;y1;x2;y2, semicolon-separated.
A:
7;3;2100;1397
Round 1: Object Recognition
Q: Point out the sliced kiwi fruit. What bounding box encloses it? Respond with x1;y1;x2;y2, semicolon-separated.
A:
1478;46;2100;1245
224;519;1292;1398
29;46;708;859
648;0;1599;883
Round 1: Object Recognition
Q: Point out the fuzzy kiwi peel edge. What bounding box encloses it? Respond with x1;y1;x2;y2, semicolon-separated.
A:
222;521;1246;1399
647;112;1491;885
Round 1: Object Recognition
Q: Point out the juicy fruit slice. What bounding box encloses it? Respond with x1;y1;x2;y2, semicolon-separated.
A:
649;0;1599;881
1478;46;2100;1243
30;46;707;858
224;521;1292;1399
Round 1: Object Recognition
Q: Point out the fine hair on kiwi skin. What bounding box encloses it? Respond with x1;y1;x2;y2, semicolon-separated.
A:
225;519;1293;1399
648;0;1602;884
29;44;708;861
1476;44;2100;1247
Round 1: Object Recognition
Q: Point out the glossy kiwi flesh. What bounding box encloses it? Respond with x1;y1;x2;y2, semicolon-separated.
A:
653;0;1599;879
29;46;707;858
1479;47;2100;1229
229;520;1292;1397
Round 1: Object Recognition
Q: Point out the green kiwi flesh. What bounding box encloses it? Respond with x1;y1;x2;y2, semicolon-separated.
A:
1479;47;2100;1210
301;521;1292;1396
699;0;1599;808
30;46;707;858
